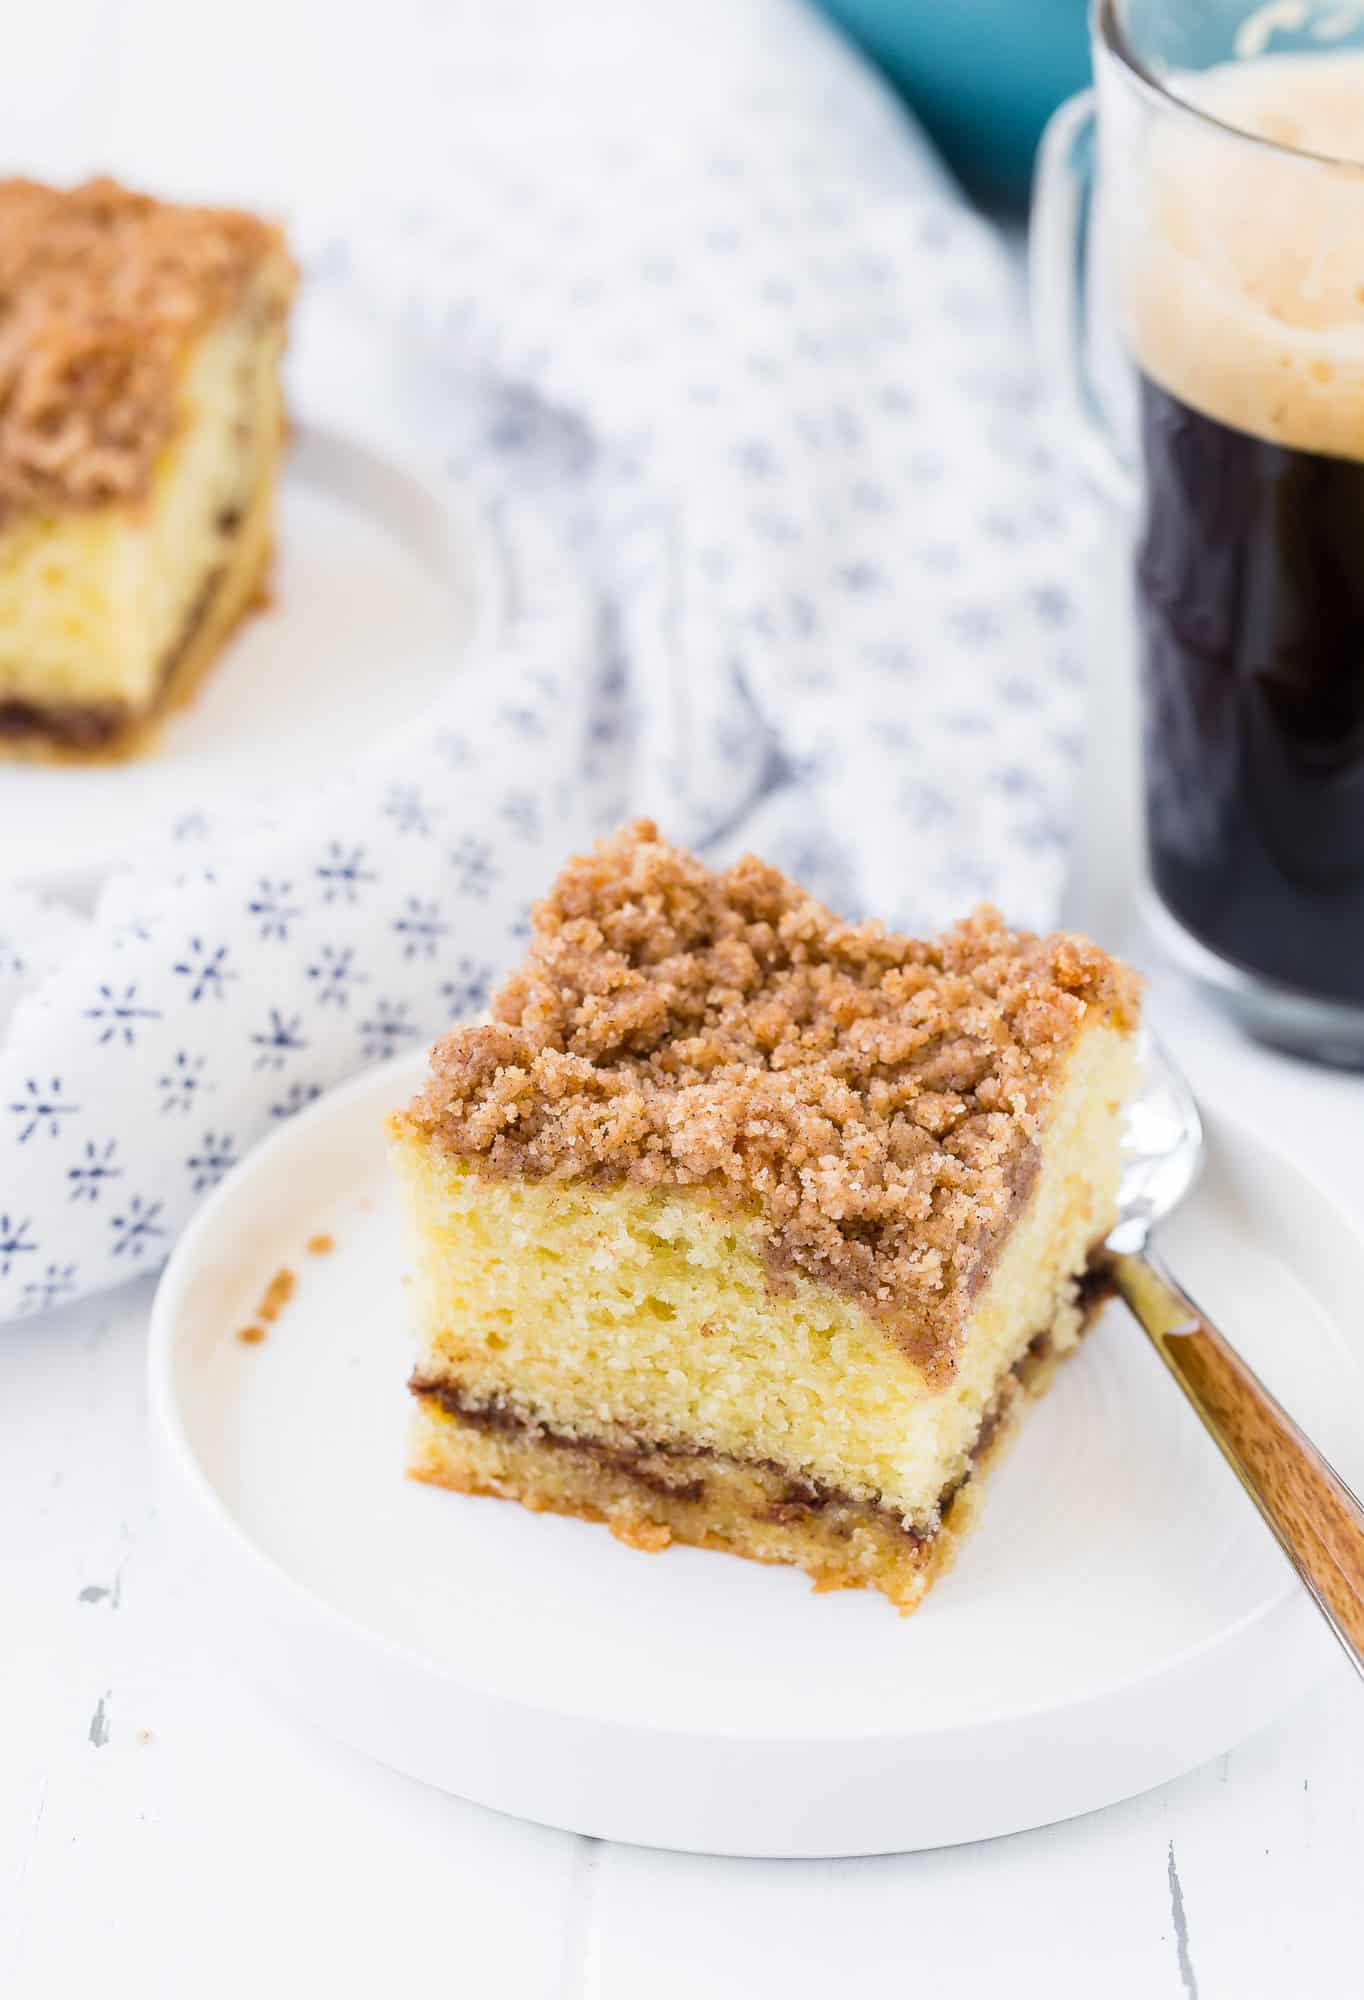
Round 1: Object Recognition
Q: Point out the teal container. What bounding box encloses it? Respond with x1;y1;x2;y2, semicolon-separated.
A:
815;0;1091;205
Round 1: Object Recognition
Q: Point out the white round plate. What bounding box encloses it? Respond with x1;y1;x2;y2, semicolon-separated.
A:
2;424;488;898
148;1050;1361;1857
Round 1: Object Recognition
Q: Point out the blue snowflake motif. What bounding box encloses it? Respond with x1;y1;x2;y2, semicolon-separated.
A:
20;1261;77;1315
86;983;161;1047
270;1080;322;1120
636;248;677;286
750;509;800;547
485;400;535;454
382;783;436;837
110;1196;165;1260
514;659;562;710
596;652;627;703
392;897;448;961
849;480;888;516
186;1131;238;1194
251;1008;307;1071
315;842;376;904
830;405;863;449
875;719;912;755
172;810;210;843
449;836;498;901
991;767;1044;801
837;561;884;595
981;509;1022;543
589;705;625;750
357;998;417;1063
0;934;24;980
159;1050;210;1113
788;594;819;639
432;728;470;769
68;1139;122;1203
0;1213;36;1278
1016;816;1069;854
439;957;494;1019
863;641;915;676
248;878;300;941
950;605;1001;647
702;221;742;256
306;945;366;1008
173;939;237;1004
499;793;542;843
498;700;548;741
997;676;1042;711
8;1076;79;1142
943;710;992;738
735;439;776;479
901;782;954;831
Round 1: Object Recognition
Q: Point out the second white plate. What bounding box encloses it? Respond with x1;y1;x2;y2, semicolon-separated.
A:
3;424;489;898
148;1051;1360;1857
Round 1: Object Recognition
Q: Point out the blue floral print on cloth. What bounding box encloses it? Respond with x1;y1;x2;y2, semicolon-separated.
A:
0;0;1094;1322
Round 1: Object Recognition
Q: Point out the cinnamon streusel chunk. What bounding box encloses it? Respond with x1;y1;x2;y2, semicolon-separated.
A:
0;176;296;759
393;822;1141;1612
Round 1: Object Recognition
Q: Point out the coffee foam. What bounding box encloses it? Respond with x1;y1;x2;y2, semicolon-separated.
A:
1125;52;1364;457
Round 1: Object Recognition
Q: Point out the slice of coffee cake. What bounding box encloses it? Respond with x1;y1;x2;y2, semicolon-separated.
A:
391;822;1140;1612
0;177;295;759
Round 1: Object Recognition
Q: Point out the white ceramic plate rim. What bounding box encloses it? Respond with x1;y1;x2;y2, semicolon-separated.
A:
146;1046;1342;1748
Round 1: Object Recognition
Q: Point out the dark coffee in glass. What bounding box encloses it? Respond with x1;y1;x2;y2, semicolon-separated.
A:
1114;40;1364;1057
1135;373;1364;1007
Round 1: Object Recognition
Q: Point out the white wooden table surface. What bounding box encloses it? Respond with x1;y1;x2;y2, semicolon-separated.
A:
3;7;1363;1994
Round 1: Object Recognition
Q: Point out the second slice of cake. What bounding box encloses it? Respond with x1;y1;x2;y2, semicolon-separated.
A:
392;821;1140;1612
0;177;295;758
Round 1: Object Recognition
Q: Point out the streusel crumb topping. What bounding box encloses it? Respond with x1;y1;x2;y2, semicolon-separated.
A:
0;177;293;514
403;821;1139;1368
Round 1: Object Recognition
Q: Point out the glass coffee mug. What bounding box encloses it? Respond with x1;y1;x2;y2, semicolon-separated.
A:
1033;0;1364;1065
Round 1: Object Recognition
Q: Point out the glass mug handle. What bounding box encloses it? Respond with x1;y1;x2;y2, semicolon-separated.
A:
1029;89;1139;511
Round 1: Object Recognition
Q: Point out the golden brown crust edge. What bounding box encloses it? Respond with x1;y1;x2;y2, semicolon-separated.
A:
406;1299;1098;1615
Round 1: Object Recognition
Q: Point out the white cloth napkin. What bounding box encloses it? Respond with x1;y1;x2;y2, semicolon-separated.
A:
0;0;1091;1322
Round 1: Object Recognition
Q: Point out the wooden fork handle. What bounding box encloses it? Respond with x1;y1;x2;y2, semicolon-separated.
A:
1108;1249;1364;1680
